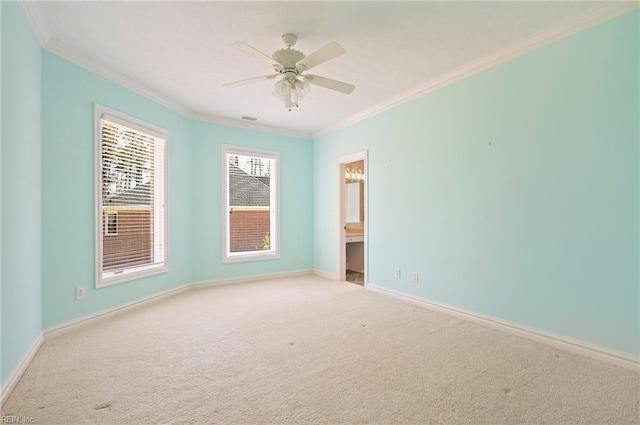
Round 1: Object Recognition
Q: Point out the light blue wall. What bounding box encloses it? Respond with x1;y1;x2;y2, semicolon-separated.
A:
40;52;314;328
41;52;194;327
0;0;4;388
4;4;636;379
191;122;313;282
314;11;639;356
1;2;43;384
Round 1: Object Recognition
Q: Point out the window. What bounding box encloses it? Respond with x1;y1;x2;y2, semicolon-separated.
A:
105;213;118;236
223;145;279;262
96;105;168;287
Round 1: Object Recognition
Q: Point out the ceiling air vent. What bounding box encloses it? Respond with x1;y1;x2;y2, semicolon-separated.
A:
241;116;258;122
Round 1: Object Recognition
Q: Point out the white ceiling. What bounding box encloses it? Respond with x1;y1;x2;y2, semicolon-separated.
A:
30;1;618;137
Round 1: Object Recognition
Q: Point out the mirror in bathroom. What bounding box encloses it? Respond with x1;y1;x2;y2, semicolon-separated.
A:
345;182;360;223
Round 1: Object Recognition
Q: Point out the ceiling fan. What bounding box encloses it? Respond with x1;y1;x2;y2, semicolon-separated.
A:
224;33;355;111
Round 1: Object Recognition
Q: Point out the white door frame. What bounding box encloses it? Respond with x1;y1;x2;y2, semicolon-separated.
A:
337;151;368;284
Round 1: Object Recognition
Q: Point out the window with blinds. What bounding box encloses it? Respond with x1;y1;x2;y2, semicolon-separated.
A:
96;105;168;287
223;146;279;262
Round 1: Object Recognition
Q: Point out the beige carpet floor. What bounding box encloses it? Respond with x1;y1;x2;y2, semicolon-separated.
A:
3;275;639;424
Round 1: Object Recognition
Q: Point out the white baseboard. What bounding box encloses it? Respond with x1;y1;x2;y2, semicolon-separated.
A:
192;269;313;289
1;270;313;406
44;284;191;340
312;269;338;281
45;270;314;339
367;284;639;371
9;272;634;409
1;332;44;408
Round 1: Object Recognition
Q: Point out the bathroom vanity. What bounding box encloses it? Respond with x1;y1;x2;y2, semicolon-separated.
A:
346;226;364;273
345;179;365;273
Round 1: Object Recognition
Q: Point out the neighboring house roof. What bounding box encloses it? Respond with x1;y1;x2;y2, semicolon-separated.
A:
105;182;151;206
256;175;270;188
229;164;270;207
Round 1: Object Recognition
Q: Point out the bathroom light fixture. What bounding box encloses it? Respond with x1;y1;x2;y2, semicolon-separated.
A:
345;167;365;181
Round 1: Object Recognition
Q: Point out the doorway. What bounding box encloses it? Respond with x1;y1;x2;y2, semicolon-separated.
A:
338;152;367;286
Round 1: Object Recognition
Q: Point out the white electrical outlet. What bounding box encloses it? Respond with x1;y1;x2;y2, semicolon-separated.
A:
76;286;85;300
395;268;401;279
412;273;419;283
293;254;299;262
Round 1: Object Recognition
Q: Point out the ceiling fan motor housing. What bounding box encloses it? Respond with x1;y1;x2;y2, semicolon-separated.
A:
272;48;305;70
225;33;354;110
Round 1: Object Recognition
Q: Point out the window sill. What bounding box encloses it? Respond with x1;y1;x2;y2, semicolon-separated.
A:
97;263;169;288
223;251;280;264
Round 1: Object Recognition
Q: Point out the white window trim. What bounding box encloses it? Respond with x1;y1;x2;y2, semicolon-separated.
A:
95;104;169;288
222;144;280;263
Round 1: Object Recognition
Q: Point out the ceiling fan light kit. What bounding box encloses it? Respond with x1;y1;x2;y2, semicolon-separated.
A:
225;33;355;111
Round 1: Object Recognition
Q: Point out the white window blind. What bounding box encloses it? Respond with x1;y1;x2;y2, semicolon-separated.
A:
96;106;168;287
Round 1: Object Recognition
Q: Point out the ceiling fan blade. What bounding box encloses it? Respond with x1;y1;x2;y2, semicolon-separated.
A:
224;74;276;88
304;74;355;94
296;42;345;71
232;42;282;70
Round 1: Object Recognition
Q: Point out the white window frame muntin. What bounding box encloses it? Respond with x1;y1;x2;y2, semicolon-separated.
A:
222;144;280;263
104;212;118;236
95;104;169;288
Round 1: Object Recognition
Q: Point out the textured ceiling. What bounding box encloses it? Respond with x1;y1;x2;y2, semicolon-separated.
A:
35;1;608;136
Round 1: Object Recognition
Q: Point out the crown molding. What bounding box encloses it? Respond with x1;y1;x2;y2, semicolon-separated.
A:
43;38;313;139
18;0;52;45
19;1;192;118
192;113;312;140
313;1;640;139
17;1;311;140
44;38;195;117
18;1;638;141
